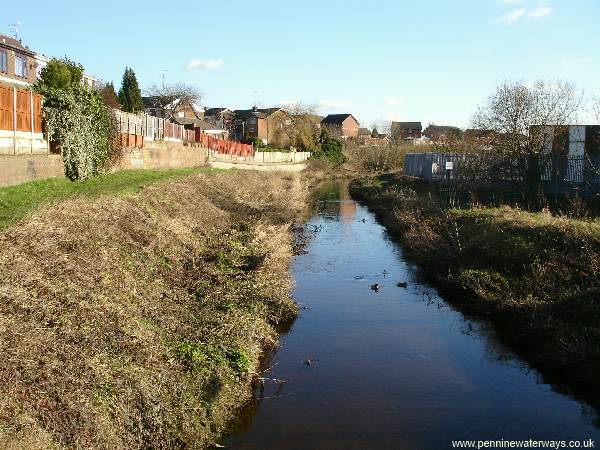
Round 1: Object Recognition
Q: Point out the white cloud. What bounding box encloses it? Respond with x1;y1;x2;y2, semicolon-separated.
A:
527;5;552;18
383;97;403;106
561;57;591;67
279;100;298;106
185;59;224;70
493;8;527;24
318;99;352;110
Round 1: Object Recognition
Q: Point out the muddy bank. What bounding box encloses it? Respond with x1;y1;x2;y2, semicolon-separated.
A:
349;175;600;408
0;170;308;449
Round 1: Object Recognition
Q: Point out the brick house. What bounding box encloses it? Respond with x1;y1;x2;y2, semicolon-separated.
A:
0;34;37;88
205;107;234;135
423;124;462;141
390;121;422;142
232;107;288;145
143;96;204;120
320;114;359;139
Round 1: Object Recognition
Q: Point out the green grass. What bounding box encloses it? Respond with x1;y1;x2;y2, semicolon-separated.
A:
0;168;214;229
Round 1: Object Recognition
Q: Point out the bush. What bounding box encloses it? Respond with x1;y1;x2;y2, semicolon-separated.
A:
35;59;120;181
312;130;345;165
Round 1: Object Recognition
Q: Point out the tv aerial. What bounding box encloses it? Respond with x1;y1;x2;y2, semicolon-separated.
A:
10;21;21;40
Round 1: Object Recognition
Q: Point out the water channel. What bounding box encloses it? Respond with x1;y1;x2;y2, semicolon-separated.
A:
224;181;600;449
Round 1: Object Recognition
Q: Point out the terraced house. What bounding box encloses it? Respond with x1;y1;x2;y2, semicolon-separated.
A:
0;34;37;87
0;34;46;157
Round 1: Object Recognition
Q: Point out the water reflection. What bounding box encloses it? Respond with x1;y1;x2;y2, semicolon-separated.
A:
224;181;600;450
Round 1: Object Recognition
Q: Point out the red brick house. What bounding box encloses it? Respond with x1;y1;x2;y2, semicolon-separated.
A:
321;114;359;139
232;107;289;145
143;96;204;120
423;124;462;141
390;121;422;142
0;34;37;87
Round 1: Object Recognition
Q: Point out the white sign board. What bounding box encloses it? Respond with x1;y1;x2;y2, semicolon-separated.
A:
445;161;453;170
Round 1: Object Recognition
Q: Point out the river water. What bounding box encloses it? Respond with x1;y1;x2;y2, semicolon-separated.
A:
224;181;600;449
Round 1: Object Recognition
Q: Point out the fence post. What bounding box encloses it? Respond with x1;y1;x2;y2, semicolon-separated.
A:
12;86;17;155
29;89;34;153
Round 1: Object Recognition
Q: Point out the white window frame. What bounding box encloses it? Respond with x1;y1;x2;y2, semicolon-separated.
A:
15;54;27;78
0;50;7;73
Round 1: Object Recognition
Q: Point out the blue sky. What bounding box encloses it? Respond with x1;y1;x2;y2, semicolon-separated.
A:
8;0;600;128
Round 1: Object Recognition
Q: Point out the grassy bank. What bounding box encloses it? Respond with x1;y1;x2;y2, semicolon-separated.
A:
350;174;600;404
0;168;211;230
0;170;308;448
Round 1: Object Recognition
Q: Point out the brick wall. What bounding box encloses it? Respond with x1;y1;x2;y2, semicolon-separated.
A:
0;143;209;187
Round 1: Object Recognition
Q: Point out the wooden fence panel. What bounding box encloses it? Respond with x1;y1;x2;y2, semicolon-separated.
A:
15;90;31;132
0;86;12;131
33;93;42;133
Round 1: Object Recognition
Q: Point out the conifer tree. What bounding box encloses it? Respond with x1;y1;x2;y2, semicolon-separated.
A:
118;67;143;113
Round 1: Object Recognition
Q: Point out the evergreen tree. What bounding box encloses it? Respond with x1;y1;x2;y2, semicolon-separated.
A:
100;82;121;109
118;67;143;113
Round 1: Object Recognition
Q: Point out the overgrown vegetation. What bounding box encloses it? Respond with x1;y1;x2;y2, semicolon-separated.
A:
0;170;308;448
0;168;209;229
35;58;121;181
311;129;346;165
350;174;600;405
344;143;423;174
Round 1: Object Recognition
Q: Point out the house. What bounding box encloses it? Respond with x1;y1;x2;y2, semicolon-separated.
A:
358;127;371;137
173;117;228;139
423;124;462;141
204;107;234;133
320;114;359;139
531;125;600;156
0;34;37;87
390;122;422;142
232;107;288;144
143;96;204;120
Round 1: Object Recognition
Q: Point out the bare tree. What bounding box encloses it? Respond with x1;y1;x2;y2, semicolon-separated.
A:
144;83;203;118
274;102;320;150
592;95;600;124
471;80;583;205
472;80;581;155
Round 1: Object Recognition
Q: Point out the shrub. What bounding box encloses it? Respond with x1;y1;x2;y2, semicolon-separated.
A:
35;59;120;181
312;130;345;165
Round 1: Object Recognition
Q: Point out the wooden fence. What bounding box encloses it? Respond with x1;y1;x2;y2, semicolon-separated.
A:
0;85;43;133
196;131;254;156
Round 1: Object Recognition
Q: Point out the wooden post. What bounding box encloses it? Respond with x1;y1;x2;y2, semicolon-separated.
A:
12;86;17;155
29;89;34;153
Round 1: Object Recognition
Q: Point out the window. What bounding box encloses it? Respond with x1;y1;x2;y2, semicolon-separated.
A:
0;50;7;73
15;55;27;78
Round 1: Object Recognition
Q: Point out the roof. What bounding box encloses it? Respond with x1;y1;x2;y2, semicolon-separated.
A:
424;125;461;132
390;121;422;130
234;107;281;120
0;34;35;56
321;114;359;125
358;127;371;135
205;107;231;116
173;117;225;131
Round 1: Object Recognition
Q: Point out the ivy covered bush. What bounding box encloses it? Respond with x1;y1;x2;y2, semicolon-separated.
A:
35;58;120;181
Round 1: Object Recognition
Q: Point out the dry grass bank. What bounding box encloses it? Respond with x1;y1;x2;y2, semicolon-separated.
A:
350;174;600;405
0;170;308;449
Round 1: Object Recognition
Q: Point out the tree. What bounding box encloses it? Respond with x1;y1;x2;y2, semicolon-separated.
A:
98;81;120;109
592;96;600;124
275;103;320;150
118;67;143;113
37;57;83;91
471;79;582;205
144;82;202;118
35;59;120;181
